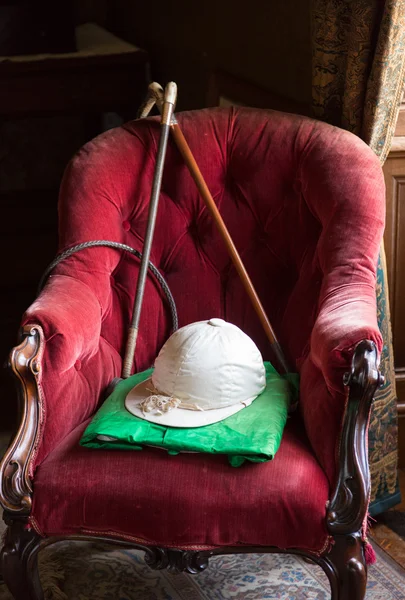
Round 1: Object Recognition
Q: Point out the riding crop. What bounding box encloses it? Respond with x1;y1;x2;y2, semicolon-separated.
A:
121;82;177;378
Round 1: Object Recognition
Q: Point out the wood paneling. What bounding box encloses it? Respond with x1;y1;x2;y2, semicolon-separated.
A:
383;92;405;473
383;151;405;417
399;420;405;468
384;168;405;365
394;99;405;137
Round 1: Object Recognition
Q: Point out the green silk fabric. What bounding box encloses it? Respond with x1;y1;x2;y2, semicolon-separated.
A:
80;362;298;467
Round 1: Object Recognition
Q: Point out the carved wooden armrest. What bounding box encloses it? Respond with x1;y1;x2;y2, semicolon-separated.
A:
0;325;44;515
326;339;383;535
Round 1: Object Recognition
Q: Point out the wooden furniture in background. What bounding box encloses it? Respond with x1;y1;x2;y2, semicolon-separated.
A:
206;69;311;116
0;23;148;117
383;93;405;467
0;23;148;431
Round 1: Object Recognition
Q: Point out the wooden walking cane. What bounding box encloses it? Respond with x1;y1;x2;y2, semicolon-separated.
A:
141;83;291;375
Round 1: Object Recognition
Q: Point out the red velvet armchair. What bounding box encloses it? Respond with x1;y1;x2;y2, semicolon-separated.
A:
0;107;385;600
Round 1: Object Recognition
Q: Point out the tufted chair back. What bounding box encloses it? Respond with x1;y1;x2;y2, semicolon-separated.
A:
25;107;384;479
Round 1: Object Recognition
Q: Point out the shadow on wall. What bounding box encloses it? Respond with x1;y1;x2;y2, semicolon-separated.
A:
104;0;312;111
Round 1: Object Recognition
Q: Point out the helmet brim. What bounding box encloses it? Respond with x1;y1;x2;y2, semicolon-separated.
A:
125;377;257;428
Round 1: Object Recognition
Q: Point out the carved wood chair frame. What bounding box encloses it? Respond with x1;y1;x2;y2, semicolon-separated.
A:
0;324;383;600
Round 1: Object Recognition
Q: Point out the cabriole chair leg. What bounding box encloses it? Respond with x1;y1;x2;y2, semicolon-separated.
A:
0;517;43;600
323;533;367;600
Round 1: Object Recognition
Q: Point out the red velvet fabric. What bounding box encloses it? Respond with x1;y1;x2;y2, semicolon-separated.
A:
22;107;385;550
32;416;330;551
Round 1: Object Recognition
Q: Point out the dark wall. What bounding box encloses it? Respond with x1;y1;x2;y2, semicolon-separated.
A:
75;0;110;28
0;117;87;431
0;3;146;431
86;0;312;111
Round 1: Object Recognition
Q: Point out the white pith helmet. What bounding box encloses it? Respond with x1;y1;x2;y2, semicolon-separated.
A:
125;318;266;428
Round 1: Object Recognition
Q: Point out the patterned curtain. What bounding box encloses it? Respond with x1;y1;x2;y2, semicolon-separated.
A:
312;0;405;514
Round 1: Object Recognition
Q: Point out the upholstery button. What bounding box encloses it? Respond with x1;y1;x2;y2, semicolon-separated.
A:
75;360;82;371
122;220;131;232
208;318;226;327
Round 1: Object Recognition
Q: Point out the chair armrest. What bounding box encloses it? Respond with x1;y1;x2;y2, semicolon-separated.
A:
0;325;43;515
326;339;383;535
299;339;382;553
299;285;383;491
310;285;383;394
22;274;102;372
0;276;121;514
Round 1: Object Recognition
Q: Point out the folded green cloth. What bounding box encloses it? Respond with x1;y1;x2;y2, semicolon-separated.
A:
80;362;298;467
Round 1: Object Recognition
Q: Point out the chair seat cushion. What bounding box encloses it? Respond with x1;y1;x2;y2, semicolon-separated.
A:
31;415;330;553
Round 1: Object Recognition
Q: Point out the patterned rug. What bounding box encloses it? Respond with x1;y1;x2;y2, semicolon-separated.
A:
0;539;404;599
